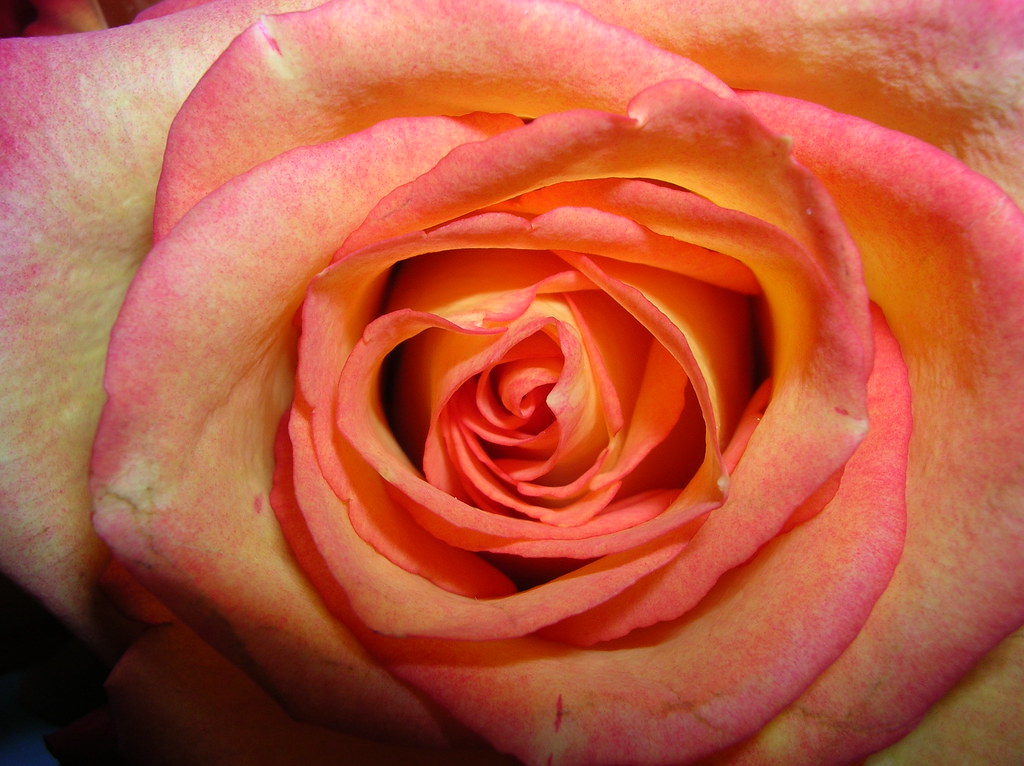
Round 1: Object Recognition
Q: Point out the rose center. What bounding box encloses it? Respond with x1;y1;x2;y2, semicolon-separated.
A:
380;252;710;529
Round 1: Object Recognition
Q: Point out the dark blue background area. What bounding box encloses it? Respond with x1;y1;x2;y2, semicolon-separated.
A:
0;671;59;765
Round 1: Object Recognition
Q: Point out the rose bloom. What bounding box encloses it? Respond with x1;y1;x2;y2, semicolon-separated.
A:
2;0;1024;763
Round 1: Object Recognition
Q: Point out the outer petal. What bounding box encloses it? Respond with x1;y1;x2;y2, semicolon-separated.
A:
574;0;1024;204
153;0;732;236
716;92;1024;762
0;0;320;653
91;114;519;745
864;625;1024;765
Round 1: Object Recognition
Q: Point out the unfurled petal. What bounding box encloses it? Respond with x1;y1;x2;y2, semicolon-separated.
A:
722;90;1024;763
574;0;1024;204
0;0;323;653
91;115;516;744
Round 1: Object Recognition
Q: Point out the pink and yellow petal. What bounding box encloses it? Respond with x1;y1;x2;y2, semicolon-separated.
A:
0;0;321;655
90;115;516;744
153;0;731;235
718;90;1024;763
574;0;1024;204
285;395;694;640
864;625;1024;765
300;213;723;557
284;81;869;645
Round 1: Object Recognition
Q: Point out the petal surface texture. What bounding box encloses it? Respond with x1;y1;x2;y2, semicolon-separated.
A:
715;90;1024;763
92;114;522;745
42;0;1023;763
574;0;1024;204
0;0;322;653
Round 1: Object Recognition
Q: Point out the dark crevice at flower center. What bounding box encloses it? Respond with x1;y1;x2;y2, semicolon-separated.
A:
748;294;774;397
2;0;35;36
93;0;156;27
478;550;596;591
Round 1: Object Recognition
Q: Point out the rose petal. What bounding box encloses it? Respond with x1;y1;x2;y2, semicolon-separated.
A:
286;360;696;640
574;0;1024;204
355;307;908;765
0;0;319;655
154;0;732;236
318;265;718;558
384;207;755;438
293;82;869;644
864;625;1024;765
379;255;694;521
714;91;1024;762
91;114;517;745
298;214;730;562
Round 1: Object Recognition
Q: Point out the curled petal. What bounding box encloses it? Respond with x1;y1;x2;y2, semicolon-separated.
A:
574;0;1024;204
291;308;704;640
357;307;908;766
91;114;516;745
155;0;731;235
723;90;1024;762
0;0;320;653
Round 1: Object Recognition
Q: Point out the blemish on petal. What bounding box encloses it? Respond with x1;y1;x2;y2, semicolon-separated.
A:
833;407;870;437
258;18;282;56
253;495;263;514
554;694;564;732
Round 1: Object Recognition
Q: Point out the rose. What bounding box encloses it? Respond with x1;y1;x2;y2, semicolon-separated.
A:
2;0;1023;764
3;2;1023;765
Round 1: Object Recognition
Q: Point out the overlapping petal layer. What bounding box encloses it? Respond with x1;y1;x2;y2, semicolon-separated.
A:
69;0;1023;764
91;114;523;746
710;92;1024;763
574;0;1024;204
154;0;731;237
91;52;878;762
306;232;726;559
274;80;867;650
0;0;322;653
87;0;893;747
271;307;908;765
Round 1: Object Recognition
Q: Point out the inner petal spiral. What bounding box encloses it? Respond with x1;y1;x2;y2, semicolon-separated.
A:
381;249;704;529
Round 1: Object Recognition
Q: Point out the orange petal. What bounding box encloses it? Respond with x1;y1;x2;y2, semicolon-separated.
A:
718;90;1024;762
0;0;324;655
91;115;515;745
